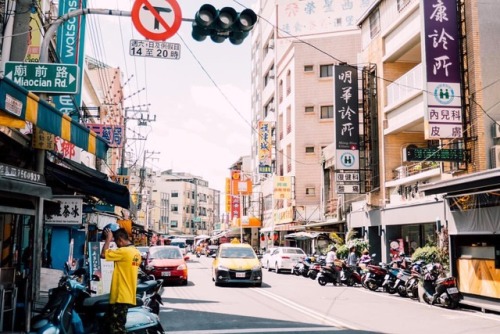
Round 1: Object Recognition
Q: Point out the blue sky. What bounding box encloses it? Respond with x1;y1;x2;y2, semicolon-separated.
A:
86;0;257;193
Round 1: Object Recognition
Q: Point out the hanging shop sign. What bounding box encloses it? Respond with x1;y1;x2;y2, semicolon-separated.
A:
44;196;83;225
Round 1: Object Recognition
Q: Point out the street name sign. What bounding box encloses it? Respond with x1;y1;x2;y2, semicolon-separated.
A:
4;62;79;94
129;39;181;59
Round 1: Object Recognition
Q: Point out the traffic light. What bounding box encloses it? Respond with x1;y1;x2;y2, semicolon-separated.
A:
192;4;257;45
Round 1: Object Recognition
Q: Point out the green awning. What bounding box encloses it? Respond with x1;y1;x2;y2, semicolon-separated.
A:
0;76;108;159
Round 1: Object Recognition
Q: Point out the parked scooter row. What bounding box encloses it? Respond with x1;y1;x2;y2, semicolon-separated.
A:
30;265;166;333
361;256;463;309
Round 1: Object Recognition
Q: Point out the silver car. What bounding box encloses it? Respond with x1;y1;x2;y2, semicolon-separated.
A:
268;247;306;273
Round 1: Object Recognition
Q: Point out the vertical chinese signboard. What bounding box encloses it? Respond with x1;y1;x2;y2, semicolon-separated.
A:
334;65;360;194
273;176;292;200
258;121;272;174
230;170;240;220
422;0;463;139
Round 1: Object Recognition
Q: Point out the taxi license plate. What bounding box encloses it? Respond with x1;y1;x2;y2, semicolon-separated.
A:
161;271;171;277
447;287;459;294
236;272;245;278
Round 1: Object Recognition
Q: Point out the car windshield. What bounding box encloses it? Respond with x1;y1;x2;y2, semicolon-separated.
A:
221;247;255;259
150;248;182;259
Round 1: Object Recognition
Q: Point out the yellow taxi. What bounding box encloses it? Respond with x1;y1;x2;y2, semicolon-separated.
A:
212;242;262;287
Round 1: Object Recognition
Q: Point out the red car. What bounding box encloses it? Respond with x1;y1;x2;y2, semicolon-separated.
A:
145;246;189;285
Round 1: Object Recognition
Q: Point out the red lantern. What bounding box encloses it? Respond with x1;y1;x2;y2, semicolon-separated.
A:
273;233;278;241
260;234;265;241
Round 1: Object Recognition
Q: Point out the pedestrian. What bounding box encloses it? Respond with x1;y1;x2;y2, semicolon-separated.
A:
325;245;341;284
100;223;141;333
347;246;358;267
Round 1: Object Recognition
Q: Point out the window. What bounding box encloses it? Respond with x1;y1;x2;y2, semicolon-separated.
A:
306;187;315;196
305;106;314;113
305;146;315;154
171;191;178;197
369;8;380;38
304;65;313;72
279;80;283;102
320;105;334;119
320;64;333;78
286;70;291;95
171;204;178;212
397;0;411;11
170;220;178;228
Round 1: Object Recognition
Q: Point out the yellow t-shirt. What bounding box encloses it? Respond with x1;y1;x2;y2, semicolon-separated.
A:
105;245;141;305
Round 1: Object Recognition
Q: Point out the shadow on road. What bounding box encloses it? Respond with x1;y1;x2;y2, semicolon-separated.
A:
159;307;382;334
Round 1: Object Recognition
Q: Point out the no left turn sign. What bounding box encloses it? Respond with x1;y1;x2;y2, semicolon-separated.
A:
131;0;182;41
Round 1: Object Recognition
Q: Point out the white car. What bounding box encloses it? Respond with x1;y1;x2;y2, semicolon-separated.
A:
268;247;306;273
260;247;277;269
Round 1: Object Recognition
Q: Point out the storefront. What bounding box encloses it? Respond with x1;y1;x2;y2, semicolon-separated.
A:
348;199;442;263
0;161;52;332
421;169;500;309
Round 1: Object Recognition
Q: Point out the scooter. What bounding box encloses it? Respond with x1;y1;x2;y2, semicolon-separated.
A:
30;268;165;333
318;261;362;286
404;259;426;299
421;263;463;309
362;261;389;291
307;255;325;280
138;269;164;315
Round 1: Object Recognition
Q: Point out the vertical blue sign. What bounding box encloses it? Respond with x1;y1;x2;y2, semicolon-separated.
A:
54;0;87;122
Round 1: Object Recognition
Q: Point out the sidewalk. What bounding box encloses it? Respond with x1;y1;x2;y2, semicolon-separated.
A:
460;294;500;315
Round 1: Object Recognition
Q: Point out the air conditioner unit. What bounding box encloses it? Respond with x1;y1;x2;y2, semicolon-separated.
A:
494;122;500;138
268;39;275;49
491;145;500;168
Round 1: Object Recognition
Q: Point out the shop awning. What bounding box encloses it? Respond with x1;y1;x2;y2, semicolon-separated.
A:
45;160;131;208
0;176;52;198
0;77;108;159
284;231;319;240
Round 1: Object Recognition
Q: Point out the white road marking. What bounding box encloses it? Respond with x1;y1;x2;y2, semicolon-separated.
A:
251;288;358;330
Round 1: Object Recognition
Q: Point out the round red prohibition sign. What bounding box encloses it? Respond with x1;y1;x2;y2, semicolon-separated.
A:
131;0;182;41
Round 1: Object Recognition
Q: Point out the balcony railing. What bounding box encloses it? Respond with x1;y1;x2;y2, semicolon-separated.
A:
393;161;440;180
386;63;423;107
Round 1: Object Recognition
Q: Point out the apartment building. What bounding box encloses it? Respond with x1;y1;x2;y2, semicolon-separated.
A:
150;170;221;237
351;0;500;305
249;1;372;243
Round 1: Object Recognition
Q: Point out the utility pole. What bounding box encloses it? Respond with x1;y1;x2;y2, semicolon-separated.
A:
119;107;156;174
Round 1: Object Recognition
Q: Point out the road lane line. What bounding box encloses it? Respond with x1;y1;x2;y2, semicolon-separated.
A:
167;327;341;334
251;288;358;330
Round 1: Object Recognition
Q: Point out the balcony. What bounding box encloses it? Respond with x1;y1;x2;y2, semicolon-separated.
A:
385;161;442;188
386;63;423;108
384;64;424;135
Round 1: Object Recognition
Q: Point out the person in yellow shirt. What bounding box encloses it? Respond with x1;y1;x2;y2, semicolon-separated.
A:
100;223;141;333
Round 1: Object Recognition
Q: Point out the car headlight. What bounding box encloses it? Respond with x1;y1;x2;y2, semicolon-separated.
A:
252;264;262;271
145;264;154;271
217;265;229;271
177;263;187;270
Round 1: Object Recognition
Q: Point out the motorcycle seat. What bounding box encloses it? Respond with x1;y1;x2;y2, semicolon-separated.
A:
137;280;158;293
83;293;144;310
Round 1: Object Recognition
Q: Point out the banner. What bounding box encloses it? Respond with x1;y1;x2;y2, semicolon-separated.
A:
258;121;272;174
422;0;463;139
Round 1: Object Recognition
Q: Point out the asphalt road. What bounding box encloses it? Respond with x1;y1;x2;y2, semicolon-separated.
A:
158;254;500;334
